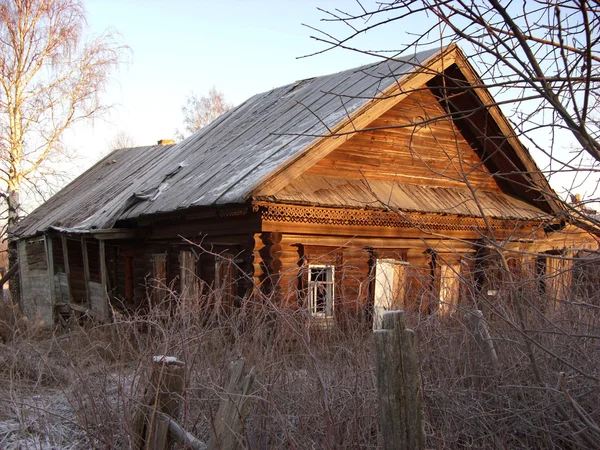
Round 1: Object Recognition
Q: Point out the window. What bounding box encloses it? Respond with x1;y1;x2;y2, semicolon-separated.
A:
373;259;408;329
25;237;47;270
538;250;573;301
307;265;334;318
438;264;461;314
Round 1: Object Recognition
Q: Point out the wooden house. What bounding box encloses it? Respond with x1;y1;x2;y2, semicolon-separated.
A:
12;45;597;327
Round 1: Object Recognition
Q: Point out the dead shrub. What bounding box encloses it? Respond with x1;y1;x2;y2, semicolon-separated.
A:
2;264;600;449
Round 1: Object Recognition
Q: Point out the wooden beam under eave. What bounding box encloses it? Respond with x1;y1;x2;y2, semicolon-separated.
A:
61;234;73;304
251;47;460;197
98;240;109;321
261;219;539;242
91;229;137;240
280;233;476;252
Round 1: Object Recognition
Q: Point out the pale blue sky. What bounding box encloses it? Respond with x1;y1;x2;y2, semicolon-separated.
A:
68;0;391;162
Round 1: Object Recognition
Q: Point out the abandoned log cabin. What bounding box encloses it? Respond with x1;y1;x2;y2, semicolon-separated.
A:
12;44;598;327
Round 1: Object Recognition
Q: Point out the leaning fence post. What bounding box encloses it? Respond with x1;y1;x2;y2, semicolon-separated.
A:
374;310;424;450
207;358;255;450
132;356;185;450
464;309;498;368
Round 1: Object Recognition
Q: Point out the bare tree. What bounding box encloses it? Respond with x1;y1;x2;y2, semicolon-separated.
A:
178;87;232;138
0;0;124;294
309;1;600;201
107;130;136;151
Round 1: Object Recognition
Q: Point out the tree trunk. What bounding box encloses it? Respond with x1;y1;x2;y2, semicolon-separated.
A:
7;186;20;306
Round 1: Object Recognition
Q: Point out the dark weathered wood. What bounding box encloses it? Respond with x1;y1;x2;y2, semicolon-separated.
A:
374;310;423;450
81;238;91;304
207;359;255;450
97;240;108;320
132;357;254;450
0;262;19;290
149;415;169;450
464;309;498;369
45;236;56;308
132;356;186;450
68;302;95;316
59;235;73;305
165;413;207;450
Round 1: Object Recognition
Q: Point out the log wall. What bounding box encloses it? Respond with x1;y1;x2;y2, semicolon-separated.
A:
251;230;474;324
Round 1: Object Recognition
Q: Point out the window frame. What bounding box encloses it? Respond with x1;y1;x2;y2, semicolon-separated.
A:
372;258;409;328
307;264;335;318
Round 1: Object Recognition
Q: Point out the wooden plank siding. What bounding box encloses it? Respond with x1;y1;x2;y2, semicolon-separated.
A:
19;237;53;325
305;87;499;192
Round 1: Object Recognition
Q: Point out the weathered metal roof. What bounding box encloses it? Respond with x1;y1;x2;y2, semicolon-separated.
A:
15;144;174;237
15;47;444;238
13;45;550;239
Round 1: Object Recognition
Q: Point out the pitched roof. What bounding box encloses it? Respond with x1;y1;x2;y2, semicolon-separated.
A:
13;45;558;239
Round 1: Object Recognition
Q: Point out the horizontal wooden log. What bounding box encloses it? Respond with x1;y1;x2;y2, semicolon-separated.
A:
269;244;283;259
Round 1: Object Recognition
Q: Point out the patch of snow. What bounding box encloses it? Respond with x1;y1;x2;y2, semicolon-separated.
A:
152;355;184;365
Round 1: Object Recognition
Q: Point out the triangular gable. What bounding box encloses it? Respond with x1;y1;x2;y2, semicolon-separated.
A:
251;45;562;216
251;45;458;197
260;86;549;221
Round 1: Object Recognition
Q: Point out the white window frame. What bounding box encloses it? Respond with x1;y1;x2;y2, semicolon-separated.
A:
373;259;409;329
307;264;335;318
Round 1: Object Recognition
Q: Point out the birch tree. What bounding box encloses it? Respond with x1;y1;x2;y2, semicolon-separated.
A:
178;87;232;138
108;130;136;151
0;0;124;237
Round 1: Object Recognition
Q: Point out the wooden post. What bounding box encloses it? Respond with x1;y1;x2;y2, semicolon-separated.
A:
98;240;109;320
61;234;73;303
374;310;423;450
464;309;498;369
81;237;91;304
45;236;57;307
207;359;255;450
132;357;254;450
132;356;186;450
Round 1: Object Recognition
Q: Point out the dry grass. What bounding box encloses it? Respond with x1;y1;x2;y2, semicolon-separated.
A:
0;267;599;449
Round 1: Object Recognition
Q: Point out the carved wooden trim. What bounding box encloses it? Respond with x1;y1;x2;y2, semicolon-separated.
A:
253;202;541;232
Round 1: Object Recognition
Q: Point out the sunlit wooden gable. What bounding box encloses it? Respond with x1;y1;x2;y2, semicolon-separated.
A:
252;45;562;221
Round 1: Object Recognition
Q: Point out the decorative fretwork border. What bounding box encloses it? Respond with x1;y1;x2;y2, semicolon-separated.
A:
253;202;543;232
